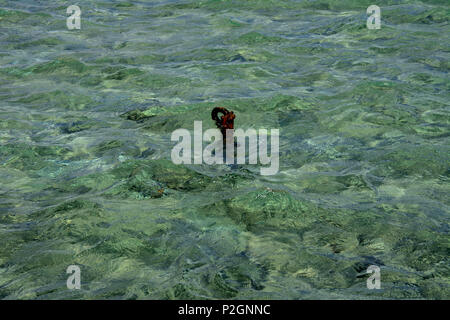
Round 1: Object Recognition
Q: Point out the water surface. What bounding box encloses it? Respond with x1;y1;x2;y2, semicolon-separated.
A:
0;0;449;299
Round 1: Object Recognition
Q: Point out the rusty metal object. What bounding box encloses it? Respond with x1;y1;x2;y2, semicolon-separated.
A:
211;107;235;142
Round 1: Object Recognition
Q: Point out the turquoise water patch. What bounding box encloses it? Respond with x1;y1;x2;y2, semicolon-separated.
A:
0;0;448;299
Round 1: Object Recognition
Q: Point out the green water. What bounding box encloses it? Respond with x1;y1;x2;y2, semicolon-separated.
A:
0;0;449;299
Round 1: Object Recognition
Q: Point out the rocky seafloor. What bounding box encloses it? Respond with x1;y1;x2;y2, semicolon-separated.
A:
0;0;449;299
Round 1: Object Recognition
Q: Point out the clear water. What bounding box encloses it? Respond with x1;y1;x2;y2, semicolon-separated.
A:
0;0;449;299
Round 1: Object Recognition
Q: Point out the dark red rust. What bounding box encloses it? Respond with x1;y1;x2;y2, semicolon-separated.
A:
211;107;235;142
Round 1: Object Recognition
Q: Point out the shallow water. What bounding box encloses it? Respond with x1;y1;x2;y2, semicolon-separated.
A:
0;0;449;299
